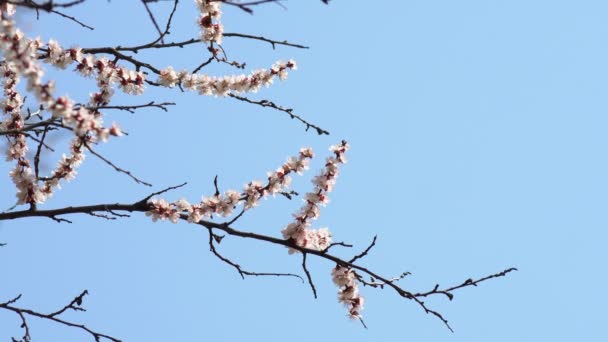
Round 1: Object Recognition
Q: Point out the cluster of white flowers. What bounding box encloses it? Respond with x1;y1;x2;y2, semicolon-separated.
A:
157;60;297;96
1;63;41;204
0;65;86;205
38;137;87;201
0;2;370;325
2;64;25;161
277;142;362;319
281;141;350;253
146;147;314;223
331;265;364;319
146;198;181;223
0;16;124;204
48;96;123;141
196;0;223;43
45;39;146;98
0;3;15;16
1;4;298;207
0;19;123;141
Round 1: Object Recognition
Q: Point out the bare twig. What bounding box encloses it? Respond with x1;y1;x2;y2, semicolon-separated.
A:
84;144;153;187
220;0;286;14
301;253;317;298
207;227;304;281
349;235;377;263
33;125;49;179
84;101;175;113
0;290;121;342
224;32;309;49
141;0;165;42
229;94;329;135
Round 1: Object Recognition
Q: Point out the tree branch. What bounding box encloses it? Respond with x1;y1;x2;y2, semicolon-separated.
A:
229;94;329;135
0;194;516;331
0;290;121;342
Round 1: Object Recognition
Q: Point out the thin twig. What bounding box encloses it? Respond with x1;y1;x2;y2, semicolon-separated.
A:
141;0;165;42
224;32;309;49
349;235;377;263
33;125;49;179
229;94;329;135
301;253;317;298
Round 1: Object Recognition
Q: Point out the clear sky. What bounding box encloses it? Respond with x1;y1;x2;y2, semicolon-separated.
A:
1;0;607;341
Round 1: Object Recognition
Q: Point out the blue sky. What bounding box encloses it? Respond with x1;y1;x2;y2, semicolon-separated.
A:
1;0;607;341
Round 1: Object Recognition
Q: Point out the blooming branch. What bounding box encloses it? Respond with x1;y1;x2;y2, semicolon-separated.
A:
0;1;515;340
146;145;313;223
157;59;297;96
197;0;224;43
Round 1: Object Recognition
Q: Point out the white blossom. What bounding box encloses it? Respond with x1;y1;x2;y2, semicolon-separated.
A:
196;0;223;43
156;60;297;96
332;265;364;319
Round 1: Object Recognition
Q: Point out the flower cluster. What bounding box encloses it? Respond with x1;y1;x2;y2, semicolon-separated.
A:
146;198;181;223
332;265;364;319
196;0;223;43
0;20;123;141
2;64;26;161
45;39;146;98
146;147;314;223
243;146;313;209
0;17;123;204
1;63;41;204
0;3;15;16
48;96;123;141
281;141;350;253
157;60;297;96
1;63;88;204
39;137;87;201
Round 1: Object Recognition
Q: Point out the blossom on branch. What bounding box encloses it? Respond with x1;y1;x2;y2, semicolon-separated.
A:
1;62;40;204
332;265;365;319
278;141;364;320
0;2;15;16
0;2;517;337
157;60;297;96
281;140;350;253
39;137;87;201
45;39;146;98
196;0;223;44
0;18;126;205
146;146;314;222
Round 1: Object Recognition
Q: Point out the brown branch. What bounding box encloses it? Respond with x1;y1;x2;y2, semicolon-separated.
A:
322;241;353;252
139;0;179;45
0;290;121;342
207;227;304;282
192;56;214;74
0;118;62;136
220;0;285;14
229;94;329;135
412;267;518;301
33;124;49;179
141;0;164;42
8;0;93;29
84;143;153;187
82;31;307;55
7;0;87;9
301;253;317;298
84;101;176;113
47;7;94;30
0;194;515;331
349;235;377;263
224;32;309;49
47;290;88;317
